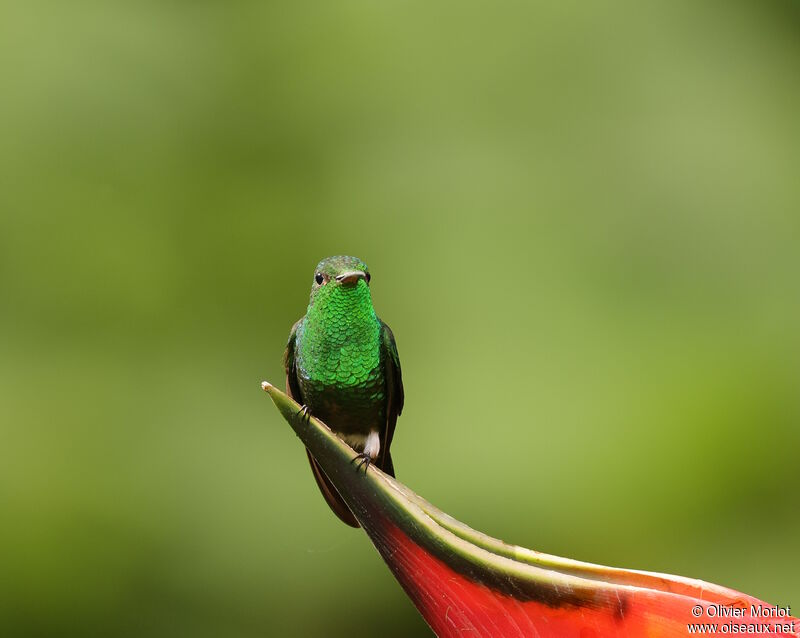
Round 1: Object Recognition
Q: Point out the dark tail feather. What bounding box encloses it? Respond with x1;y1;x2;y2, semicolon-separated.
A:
306;449;360;528
380;450;395;478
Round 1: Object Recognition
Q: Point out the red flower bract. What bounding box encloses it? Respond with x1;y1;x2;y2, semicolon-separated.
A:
263;381;798;638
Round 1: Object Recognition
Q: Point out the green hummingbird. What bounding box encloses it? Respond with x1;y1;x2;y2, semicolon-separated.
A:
283;255;404;528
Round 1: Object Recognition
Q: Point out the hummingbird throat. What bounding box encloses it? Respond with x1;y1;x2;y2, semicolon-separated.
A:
299;280;383;391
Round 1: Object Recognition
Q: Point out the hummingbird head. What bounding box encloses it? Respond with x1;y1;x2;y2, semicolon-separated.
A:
307;255;372;306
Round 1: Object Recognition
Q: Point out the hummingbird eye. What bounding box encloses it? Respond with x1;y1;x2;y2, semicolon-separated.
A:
315;273;324;285
365;272;371;283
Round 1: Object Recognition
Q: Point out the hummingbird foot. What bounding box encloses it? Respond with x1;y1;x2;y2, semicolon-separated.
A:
349;431;380;474
295;404;312;424
350;453;373;474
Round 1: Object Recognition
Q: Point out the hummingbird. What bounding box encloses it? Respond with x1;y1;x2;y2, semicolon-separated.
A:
283;255;404;528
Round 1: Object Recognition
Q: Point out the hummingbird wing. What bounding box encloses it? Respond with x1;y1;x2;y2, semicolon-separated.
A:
379;320;404;477
284;318;360;528
283;319;304;401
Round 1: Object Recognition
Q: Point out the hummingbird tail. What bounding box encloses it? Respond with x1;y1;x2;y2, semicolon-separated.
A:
306;449;360;528
380;450;395;478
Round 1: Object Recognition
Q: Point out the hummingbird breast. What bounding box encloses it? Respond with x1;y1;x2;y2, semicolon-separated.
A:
294;297;386;436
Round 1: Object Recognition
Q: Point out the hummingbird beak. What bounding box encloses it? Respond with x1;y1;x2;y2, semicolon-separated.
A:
336;270;367;285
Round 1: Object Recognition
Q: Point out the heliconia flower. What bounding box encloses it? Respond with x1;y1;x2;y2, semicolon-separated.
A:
262;381;799;638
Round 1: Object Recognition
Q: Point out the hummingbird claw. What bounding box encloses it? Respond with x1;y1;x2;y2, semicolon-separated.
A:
351;452;372;474
295;405;312;424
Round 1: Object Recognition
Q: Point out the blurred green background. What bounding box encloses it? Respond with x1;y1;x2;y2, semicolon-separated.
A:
1;1;799;636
